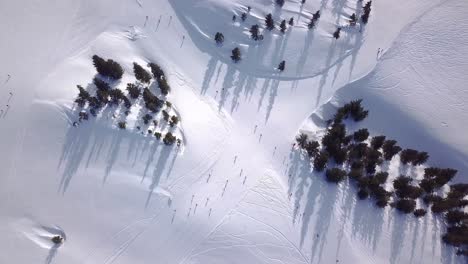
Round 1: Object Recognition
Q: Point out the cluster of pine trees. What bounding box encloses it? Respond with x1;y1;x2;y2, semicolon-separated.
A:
295;99;467;255
74;55;181;146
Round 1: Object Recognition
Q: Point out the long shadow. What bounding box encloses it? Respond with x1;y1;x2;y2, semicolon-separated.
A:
347;1;365;81
389;212;410;264
45;244;59;264
264;26;293;123
201;56;218;95
291;29;315;91
103;130;125;183
315;40;338;107
309;177;340;264
351;195;385;253
218;64;236;111
145;146;174;208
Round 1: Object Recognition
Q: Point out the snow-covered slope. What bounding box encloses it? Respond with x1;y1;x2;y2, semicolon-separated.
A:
0;0;466;263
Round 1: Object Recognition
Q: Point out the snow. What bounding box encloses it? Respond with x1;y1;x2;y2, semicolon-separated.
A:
0;0;467;263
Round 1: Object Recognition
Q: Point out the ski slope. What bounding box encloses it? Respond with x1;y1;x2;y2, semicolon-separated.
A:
0;0;466;263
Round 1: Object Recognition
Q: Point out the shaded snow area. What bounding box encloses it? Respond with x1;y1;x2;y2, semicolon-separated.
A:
0;0;467;263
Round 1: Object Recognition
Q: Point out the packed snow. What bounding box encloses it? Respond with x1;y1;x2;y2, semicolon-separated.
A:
0;0;467;263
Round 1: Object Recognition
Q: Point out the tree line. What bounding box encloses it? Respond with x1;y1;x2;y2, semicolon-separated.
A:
75;55;181;147
295;99;467;256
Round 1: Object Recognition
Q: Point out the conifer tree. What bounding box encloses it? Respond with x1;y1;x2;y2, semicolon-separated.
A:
333;27;341;39
250;25;261;40
231;47;241;63
278;60;286;72
133;62;152;84
265;14;275;30
276;0;285;7
214;32;225;44
280;20;287;33
288;17;294;26
92;55;124;80
349;13;357;26
241;13;247;21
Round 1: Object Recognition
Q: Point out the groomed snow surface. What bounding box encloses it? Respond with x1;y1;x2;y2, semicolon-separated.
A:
0;0;467;263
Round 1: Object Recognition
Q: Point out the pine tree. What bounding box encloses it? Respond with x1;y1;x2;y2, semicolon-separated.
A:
214;32;225;44
280;20;287;33
231;47;241;63
312;11;321;21
349;13;357;26
265;14;275;30
296;133;308;148
302;0;306;4
276;0;285;7
93;77;111;90
92;55;124;80
333;27;341;39
241;13;247;21
308;19;316;29
278;60;286;72
288;17;294;26
148;62;165;80
126;83;140;99
361;1;372;24
133;63;152;83
314;151;329;171
250;25;260;40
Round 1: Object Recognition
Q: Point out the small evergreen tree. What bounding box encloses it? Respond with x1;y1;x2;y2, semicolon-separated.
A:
326;168;347;183
231;47;241;63
170;115;179;127
148;62;165;80
92;55;124;80
305;140;319;157
353;128;369;142
312;11;321;21
214;32;225;44
280;20;287;33
163;132;177;145
276;0;285;7
265;14;275;30
314;151;329;171
133;62;152;84
308;19;316;29
333;27;341;39
370;135;386;150
395;199;416;214
118;121;126;129
250;25;261;40
296;133;308;148
349;13;357;26
302;0;306;4
278;60;286;71
241;13;247;21
126;83;141;99
93;77;111;90
413;209;427;217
